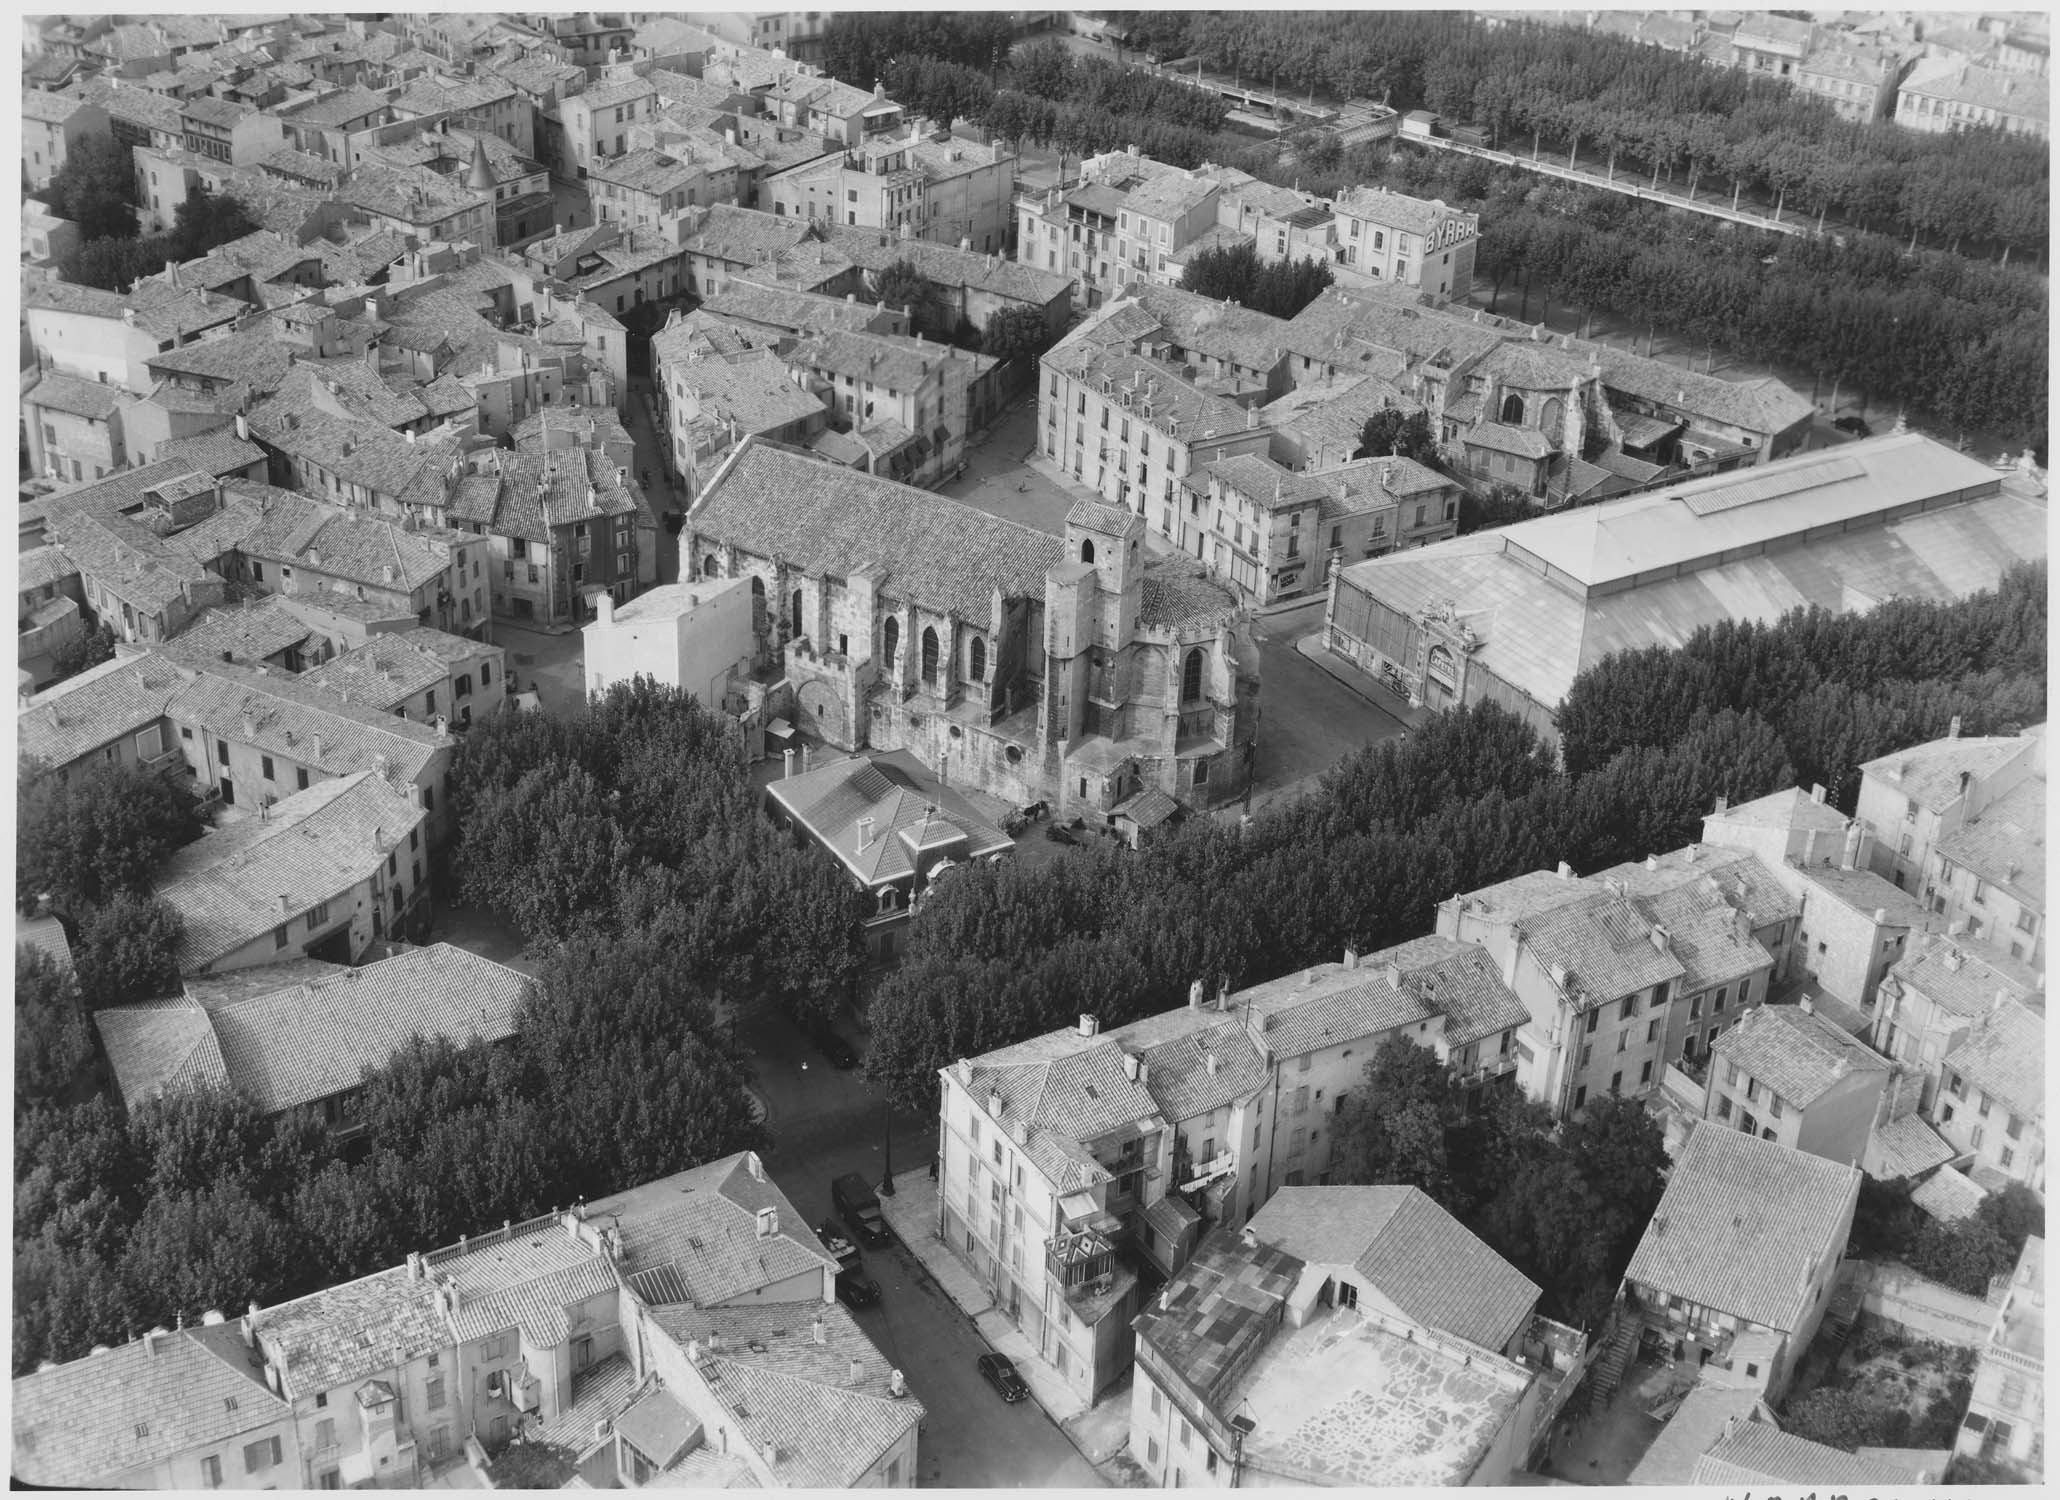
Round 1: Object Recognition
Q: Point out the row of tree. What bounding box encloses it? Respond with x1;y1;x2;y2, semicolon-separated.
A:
1178;240;1335;319
14;683;835;1372
861;567;2046;1124
1134;10;2046;258
1331;1037;1668;1330
1556;561;2047;793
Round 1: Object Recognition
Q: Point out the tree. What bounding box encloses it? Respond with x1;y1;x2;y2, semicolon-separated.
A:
17;758;203;914
1179;240;1259;305
981;304;1058;367
46;622;117;685
43;135;138;243
1247;256;1335;319
1352;407;1439;465
1785;1387;1911;1451
873;257;935;327
168;183;258;262
1330;1037;1459;1204
1563;1092;1668;1272
15;947;93;1110
71;892;184;1009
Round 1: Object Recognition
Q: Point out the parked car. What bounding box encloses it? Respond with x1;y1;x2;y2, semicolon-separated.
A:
1833;416;1872;437
817;1219;860;1267
1044;823;1077;846
977;1353;1029;1403
813;1028;857;1069
832;1172;892;1247
837;1263;881;1308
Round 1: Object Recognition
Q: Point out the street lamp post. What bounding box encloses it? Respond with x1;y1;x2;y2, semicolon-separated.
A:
878;1100;896;1197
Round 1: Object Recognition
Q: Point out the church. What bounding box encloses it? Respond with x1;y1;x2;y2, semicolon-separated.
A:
686;438;1260;825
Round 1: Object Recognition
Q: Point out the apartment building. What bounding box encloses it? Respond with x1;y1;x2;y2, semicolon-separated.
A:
294;630;506;728
649;339;828;498
151;768;433;973
785;326;996;486
765;123;1016;254
1621;1126;1860;1401
11;1324;300;1489
1898;56;2049;137
23;369;130;484
1438;847;1794;1120
1929;774;2044;966
1854;724;2043;895
1329;186;1478;300
1871;936;2041;1113
1934;997;2045;1194
1701;1000;1891;1165
23;90;110;193
551;74;658;179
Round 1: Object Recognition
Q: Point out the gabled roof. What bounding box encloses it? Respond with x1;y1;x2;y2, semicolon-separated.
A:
649;1302;925;1487
1889;935;2039;1019
296;634;454;713
1695;1417;1929;1486
153;770;429;972
167;657;452;784
1624;1126;1860;1332
1712;1002;1889;1109
253;1265;445;1400
1246;1186;1540;1352
11;1327;289;1487
19;653;182;770
161;598;313;668
1859;732;2036;812
1520;891;1685;1009
1936;775;2044;911
956;1031;1164;1191
1943;997;2043;1122
692;439;1063;620
588;1152;839;1308
95;996;232;1107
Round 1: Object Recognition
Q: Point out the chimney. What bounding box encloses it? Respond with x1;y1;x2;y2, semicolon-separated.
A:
1991;988;2007;1015
848;1358;864;1384
1811;784;1827;804
755;1206;778;1238
1123;1053;1140;1081
1188;978;1204;1010
145;1326;170;1356
889;1368;908;1397
407;1252;424;1280
988;1088;1003;1118
1841;821;1864;871
1650;924;1670;953
1383;961;1403;988
812;1316;826;1345
802;745;813;772
1714;794;1728;815
1078;1014;1098;1037
783;748;796;779
857;815;874;852
1645;854;1659;872
276;894;291;915
1343;946;1359;970
745;1151;764;1182
1800;996;1815;1015
1206;1054;1219;1076
1556;860;1575;880
1949;715;1962;739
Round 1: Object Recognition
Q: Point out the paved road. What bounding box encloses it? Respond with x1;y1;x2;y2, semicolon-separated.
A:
845;1237;1106;1489
493;623;587;716
622;375;683;585
1242;599;1406;812
936;391;1073;535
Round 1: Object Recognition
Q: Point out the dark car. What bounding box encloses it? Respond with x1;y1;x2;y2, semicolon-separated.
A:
1833;415;1872;437
814;1029;857;1069
817;1219;860;1267
832;1172;892;1247
1044;823;1077;846
977;1353;1029;1403
837;1264;881;1308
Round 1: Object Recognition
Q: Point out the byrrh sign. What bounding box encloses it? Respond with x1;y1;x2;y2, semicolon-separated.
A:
1425;213;1480;254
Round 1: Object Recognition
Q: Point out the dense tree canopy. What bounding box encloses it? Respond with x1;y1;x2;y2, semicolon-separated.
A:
1352;408;1439;465
1179;241;1335;319
42;135;138;243
17;757;204;915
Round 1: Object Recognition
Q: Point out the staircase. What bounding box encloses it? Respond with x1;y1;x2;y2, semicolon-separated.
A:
1586;1312;1644;1409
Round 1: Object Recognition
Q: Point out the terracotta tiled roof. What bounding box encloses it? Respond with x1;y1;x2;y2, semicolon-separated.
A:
167;657;452;783
1624;1126;1860;1332
1695;1417;1928;1485
1936;775;2044;909
253;1266;445;1400
1866;1113;1953;1181
1712;1002;1889;1108
692;439;1063;620
162;598;313;668
589;1153;838;1308
18;653;181;770
1888;936;2039;1019
1520;891;1686;1008
766;754;1012;888
1247;1185;1539;1352
1943;997;2043;1123
11;1327;289;1487
153;770;430;971
94;996;232;1108
651;1302;924;1487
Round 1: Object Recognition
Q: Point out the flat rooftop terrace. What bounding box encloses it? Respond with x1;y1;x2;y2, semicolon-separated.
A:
1232;1306;1529;1486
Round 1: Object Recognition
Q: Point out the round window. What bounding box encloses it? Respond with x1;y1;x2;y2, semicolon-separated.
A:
1004;745;1023;765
